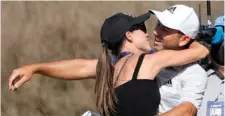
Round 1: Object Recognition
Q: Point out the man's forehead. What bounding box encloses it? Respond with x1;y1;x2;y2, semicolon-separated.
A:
157;22;172;30
156;21;181;34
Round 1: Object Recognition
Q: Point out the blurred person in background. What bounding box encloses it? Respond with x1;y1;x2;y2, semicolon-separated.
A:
197;16;224;116
9;5;209;116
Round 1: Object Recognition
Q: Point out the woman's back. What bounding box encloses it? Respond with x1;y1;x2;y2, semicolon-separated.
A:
112;53;160;116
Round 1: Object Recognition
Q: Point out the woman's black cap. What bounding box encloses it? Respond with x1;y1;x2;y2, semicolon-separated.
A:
100;12;150;50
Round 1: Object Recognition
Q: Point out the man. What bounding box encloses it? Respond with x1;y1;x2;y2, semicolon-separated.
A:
197;16;224;116
9;5;208;116
149;5;207;116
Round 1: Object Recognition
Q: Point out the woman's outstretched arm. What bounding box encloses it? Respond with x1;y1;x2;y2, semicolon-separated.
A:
8;59;98;91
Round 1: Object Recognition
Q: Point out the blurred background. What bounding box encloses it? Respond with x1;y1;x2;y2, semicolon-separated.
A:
1;1;224;116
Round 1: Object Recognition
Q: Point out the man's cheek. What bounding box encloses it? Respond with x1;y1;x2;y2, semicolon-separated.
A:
154;43;164;50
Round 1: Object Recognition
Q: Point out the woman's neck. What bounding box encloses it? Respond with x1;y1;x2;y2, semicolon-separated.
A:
120;47;144;55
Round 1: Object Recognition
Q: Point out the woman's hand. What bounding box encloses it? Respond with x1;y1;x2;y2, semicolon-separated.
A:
8;65;37;91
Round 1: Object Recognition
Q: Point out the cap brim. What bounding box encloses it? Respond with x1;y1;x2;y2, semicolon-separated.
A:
149;9;179;30
131;12;150;25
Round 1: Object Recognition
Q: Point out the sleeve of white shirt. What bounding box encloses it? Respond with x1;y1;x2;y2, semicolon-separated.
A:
180;64;208;109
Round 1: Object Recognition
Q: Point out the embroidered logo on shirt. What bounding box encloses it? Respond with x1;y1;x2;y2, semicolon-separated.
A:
165;80;172;87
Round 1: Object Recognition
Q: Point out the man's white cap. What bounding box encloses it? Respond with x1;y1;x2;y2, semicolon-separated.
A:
149;5;200;39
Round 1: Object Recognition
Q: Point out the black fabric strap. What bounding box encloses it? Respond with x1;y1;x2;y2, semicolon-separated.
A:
132;53;147;80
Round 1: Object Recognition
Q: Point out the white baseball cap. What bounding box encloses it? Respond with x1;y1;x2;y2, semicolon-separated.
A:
149;5;200;39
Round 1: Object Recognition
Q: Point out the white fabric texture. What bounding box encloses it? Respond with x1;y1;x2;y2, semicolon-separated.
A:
158;63;207;113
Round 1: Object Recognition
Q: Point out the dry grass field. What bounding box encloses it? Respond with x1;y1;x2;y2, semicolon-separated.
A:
1;1;224;116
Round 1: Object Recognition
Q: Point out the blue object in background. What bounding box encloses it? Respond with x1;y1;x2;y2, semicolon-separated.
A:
214;16;224;27
211;26;224;44
211;16;224;45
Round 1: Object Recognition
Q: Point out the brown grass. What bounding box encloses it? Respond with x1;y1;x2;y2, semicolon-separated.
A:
1;1;224;116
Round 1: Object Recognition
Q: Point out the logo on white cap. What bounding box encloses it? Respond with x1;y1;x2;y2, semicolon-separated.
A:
167;6;177;14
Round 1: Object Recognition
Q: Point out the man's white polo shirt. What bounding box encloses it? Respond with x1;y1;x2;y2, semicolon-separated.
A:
157;63;208;113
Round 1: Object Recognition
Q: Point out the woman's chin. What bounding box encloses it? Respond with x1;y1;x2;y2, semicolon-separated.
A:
143;47;151;53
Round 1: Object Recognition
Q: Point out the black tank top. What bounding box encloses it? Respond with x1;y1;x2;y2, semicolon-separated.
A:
111;53;160;116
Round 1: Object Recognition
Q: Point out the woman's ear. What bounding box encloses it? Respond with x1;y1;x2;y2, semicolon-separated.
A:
179;35;191;47
125;31;133;42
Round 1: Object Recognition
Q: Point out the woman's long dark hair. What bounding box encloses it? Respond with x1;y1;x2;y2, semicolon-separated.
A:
95;22;145;115
95;46;117;116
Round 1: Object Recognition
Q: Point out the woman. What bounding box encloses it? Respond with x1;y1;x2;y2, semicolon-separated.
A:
95;12;208;116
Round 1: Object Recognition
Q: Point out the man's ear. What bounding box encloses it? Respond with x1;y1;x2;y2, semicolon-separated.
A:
125;31;133;42
179;35;191;47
